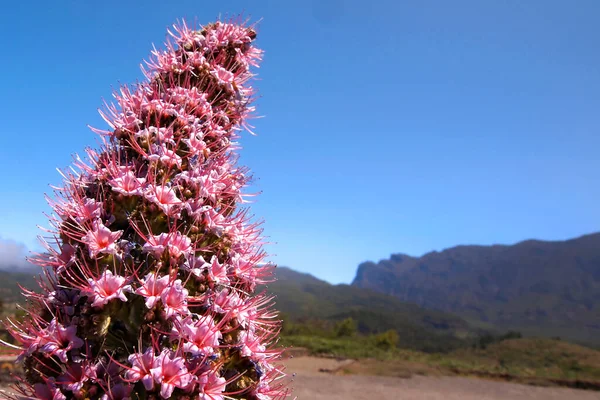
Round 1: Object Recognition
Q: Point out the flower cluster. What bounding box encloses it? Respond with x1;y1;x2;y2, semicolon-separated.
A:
4;19;289;399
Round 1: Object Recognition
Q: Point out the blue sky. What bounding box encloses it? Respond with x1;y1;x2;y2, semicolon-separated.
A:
0;1;599;284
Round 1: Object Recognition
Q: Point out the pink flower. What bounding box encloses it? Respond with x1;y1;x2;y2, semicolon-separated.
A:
184;254;209;278
203;208;226;235
184;200;212;223
81;220;123;258
135;126;175;144
211;64;234;80
99;383;133;400
148;144;182;168
182;131;208;156
125;348;156;390
198;171;226;203
252;372;289;400
174;315;222;356
230;253;252;277
87;270;132;308
135;273;170;309
109;169;146;196
34;379;67;400
144;99;181;119
204;120;228;140
238;330;267;361
48;288;80;316
142;231;193;259
211;66;235;92
212;289;249;326
207;256;229;285
186;255;229;285
71;198;103;223
150;349;194;398
113;110;142;132
56;243;76;273
39;320;84;363
144;184;183;216
161;280;189;318
229;253;264;290
166;87;211;117
57;363;90;392
253;380;272;400
198;369;226;400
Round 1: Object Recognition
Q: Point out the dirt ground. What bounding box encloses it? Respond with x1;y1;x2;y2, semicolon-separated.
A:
1;357;598;399
284;357;600;400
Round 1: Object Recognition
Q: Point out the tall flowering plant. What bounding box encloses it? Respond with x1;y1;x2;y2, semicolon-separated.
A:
3;20;289;400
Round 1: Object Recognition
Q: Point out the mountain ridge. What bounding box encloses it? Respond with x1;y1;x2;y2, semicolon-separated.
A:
380;232;600;264
352;232;600;346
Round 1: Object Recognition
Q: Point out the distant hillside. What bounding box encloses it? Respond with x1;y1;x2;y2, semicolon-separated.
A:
267;267;485;352
0;269;39;303
352;233;600;346
0;265;483;351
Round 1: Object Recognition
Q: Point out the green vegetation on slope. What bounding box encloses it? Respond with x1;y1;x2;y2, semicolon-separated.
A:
0;269;38;303
283;335;600;390
445;338;600;383
268;267;482;352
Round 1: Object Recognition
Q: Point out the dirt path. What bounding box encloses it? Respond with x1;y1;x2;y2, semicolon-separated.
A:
284;357;600;400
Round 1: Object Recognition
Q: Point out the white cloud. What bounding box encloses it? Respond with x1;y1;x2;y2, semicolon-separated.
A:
0;238;36;271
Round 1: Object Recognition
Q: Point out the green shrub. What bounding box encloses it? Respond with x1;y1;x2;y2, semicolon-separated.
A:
374;330;399;350
335;318;357;337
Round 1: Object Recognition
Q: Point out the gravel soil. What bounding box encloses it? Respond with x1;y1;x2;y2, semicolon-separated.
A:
284;356;600;400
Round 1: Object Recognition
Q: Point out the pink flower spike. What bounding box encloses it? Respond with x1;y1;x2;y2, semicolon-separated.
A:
161;279;189;318
150;349;194;398
5;19;291;399
81;220;123;258
87;270;132;308
135;273;170;309
198;369;227;400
